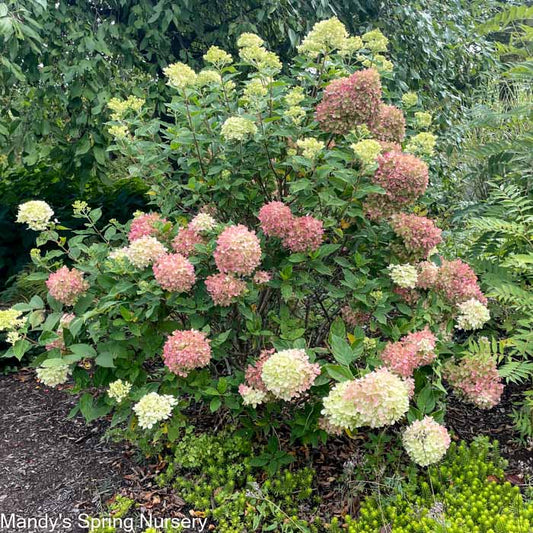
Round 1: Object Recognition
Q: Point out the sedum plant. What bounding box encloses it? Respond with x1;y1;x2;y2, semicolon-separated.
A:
2;19;502;461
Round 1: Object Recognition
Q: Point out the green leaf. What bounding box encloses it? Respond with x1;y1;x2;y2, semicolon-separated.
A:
95;352;115;368
68;343;97;359
324;364;354;382
330;334;356;366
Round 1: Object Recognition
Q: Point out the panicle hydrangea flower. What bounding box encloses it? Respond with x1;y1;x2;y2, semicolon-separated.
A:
253;270;271;285
258;201;294;238
297;17;349;57
133;392;178;430
316;69;382;134
339;36;363;56
388;264;418;289
221;116;257;142
128;212;168;242
261;349;320;401
171;227;205;257
362;29;389;52
445;354;503;409
239;384;268;407
285;87;305;107
242;79;268;106
163;62;197;89
402;92;418;108
0;308;25;332
46;266;89;306
282;216;324;253
205;273;247;306
239;45;282;72
381;329;437;377
163;330;211;377
370;104;406;143
108;379;132;403
416;261;439;289
189;212;217;234
393;286;421;305
241;350;272;392
107;96;144;120
108;125;129;139
45;313;75;351
403;416;451;466
214;224;262;275
108;246;130;262
284;105;306;125
36;364;71;388
405;132;437;156
296;138;325;160
237;33;264;48
390;213;442;259
351;139;382;165
126;236;167;269
455;298;490;330
153;253;196;293
341;306;371;328
203;45;233;67
16;200;54;231
196;69;222;87
343;367;412;428
434;259;487;305
415;111;432;128
321;380;361;432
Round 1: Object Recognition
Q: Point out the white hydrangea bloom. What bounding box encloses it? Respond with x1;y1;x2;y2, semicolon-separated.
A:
133;392;178;429
221;117;257;142
403;416;451;466
108;380;132;403
163;62;197;90
296;138;325;160
239;385;267;407
455;298;490;330
126;236;167;269
321;380;360;431
189;212;217;233
16;200;54;231
0;308;25;332
388;264;418;289
36;364;71;387
261;349;320;401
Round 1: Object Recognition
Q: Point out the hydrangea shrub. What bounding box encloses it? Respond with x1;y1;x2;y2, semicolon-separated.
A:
4;20;502;463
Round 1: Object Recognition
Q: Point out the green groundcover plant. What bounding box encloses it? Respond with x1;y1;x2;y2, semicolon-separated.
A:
1;19;513;466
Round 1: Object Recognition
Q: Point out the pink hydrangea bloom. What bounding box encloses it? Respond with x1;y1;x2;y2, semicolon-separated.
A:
434;259;487;305
243;349;274;392
381;328;437;377
417;261;439;289
393;286;421;305
214;224;262;275
205;273;247;306
258;201;294;238
370;104;406;143
171;227;205;257
365;151;429;220
379;141;402;154
316;68;382;134
162;329;211;377
153;253;196;292
253;270;272;284
445;354;503;409
45;313;75;351
128;213;168;242
341;306;371;328
46;266;89;306
282;216;324;253
390;213;442;259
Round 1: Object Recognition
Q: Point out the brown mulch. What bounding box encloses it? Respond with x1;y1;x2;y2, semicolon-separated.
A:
0;371;192;532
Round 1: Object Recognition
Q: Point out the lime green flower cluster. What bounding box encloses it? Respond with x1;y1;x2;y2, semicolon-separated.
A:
0;308;25;345
339;438;533;533
402;92;418;108
108;124;129;139
203;45;233;67
163;62;197;90
415;111;432;128
351;139;382;165
296;137;325;160
220;116;257;142
107;95;144;120
297;17;348;57
362;29;389;53
237;32;281;74
196;69;221;88
405;132;437;156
